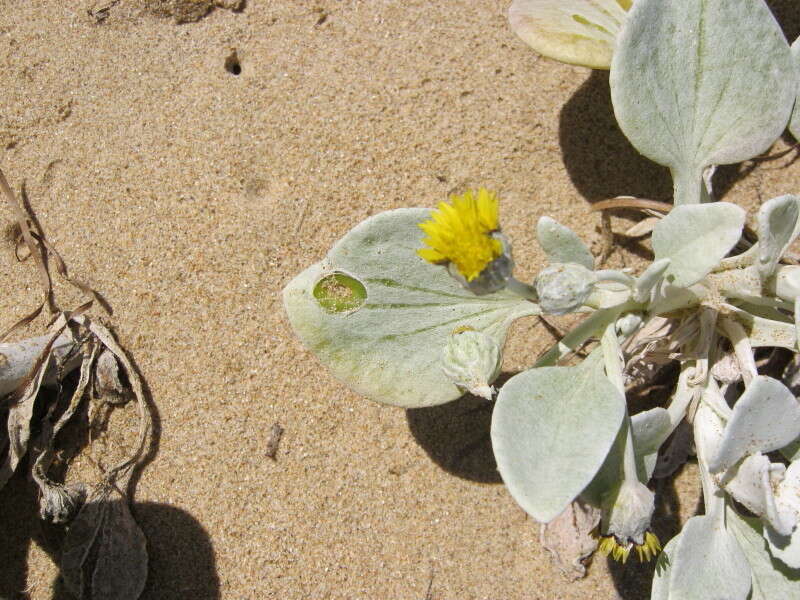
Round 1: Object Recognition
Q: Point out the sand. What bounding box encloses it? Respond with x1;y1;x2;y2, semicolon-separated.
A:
0;1;798;598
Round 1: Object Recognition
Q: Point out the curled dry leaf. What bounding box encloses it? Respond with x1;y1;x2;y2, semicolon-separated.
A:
539;498;601;580
94;348;129;405
62;486;148;600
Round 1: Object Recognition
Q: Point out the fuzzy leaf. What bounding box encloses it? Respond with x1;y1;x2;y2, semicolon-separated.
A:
652;203;745;287
283;209;539;408
491;353;625;522
709;376;800;473
536;216;594;270
508;0;631;69
651;531;681;600
631;407;671;481
611;0;796;205
668;514;752;600
790;37;800;142
757;196;800;279
728;508;800;599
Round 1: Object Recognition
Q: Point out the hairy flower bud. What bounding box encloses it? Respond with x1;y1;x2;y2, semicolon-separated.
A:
534;263;597;315
441;329;502;400
601;479;655;548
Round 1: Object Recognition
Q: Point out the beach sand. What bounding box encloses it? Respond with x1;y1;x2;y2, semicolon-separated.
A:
0;1;798;598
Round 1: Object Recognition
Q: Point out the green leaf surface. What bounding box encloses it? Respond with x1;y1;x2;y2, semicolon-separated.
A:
651;531;681;600
652;203;745;287
632;407;671;481
709;376;800;473
491;354;625;522
728;508;800;599
668;514;751;600
790;38;800;142
611;0;795;205
757;196;800;279
282;208;539;408
536;216;594;270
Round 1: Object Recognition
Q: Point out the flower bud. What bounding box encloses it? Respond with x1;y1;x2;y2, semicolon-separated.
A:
601;479;655;547
534;263;597;315
441;329;502;400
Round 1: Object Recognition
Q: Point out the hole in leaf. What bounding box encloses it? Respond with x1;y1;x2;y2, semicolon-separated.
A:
313;272;367;314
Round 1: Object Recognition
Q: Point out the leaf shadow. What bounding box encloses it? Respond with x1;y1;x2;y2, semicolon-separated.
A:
0;472;221;600
558;70;673;205
405;373;518;484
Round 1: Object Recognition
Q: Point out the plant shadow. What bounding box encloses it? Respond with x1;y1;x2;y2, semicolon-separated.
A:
405;373;519;484
0;471;221;600
558;70;673;205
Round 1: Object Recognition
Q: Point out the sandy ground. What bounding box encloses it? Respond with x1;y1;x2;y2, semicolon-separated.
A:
0;1;799;598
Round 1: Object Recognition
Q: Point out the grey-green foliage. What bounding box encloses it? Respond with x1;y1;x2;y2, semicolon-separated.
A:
610;0;796;205
283;208;539;408
282;0;800;597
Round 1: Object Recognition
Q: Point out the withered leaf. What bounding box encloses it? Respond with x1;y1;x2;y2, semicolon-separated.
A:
94;348;129;405
62;487;148;600
539;499;601;581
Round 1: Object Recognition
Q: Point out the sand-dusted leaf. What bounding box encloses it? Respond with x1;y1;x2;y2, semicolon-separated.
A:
539;499;600;581
611;0;795;205
728;508;800;599
652;203;745;287
491;352;625;522
758;196;800;279
283;209;539;408
725;305;796;350
508;0;631;69
709;376;800;473
536;216;594;270
667;514;752;600
62;487;148;600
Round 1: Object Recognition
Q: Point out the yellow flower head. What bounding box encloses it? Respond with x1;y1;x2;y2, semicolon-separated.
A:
596;531;661;564
417;189;503;282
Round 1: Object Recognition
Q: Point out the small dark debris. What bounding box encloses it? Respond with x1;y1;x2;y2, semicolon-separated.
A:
225;50;242;75
265;422;284;460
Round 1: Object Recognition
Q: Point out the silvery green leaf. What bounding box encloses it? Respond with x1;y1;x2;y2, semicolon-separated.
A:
651;531;681;600
632;407;671;481
709;376;800;474
282;209;539;408
536;216;594;270
790;38;800;142
652;203;745;287
728;508;800;599
491;353;625;522
723;453;792;536
667;514;752;600
611;0;796;205
766;520;800;570
723;305;796;350
508;0;631;69
758;196;800;279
